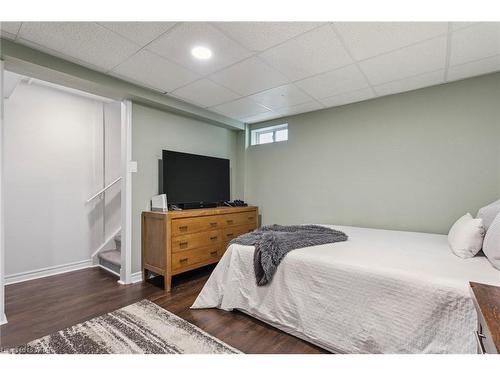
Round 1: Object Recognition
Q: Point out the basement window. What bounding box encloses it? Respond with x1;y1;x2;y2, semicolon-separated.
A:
250;123;288;146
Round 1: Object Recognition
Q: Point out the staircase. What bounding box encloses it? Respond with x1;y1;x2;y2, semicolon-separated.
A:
98;233;121;275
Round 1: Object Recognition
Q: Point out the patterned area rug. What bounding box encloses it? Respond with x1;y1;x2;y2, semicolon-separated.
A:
3;300;240;354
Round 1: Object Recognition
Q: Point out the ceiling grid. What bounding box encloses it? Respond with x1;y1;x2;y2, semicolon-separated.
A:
1;21;498;123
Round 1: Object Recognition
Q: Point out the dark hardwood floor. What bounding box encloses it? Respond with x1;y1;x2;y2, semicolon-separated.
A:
0;266;326;354
152;266;326;354
0;267;163;349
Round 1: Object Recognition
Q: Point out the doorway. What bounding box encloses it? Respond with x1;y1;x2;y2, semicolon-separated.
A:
0;67;133;323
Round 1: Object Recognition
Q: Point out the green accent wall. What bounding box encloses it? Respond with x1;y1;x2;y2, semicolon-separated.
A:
243;73;500;234
131;103;240;273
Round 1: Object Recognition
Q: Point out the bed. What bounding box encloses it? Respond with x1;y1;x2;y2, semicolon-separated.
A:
191;225;500;354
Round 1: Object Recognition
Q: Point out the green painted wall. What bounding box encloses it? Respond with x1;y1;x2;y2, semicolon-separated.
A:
244;73;500;234
131;103;239;273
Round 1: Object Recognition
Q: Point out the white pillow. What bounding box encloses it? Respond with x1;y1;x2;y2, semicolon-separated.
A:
477;199;500;231
483;211;500;270
448;213;485;258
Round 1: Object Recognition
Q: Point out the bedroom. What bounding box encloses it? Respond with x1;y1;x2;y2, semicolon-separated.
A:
0;0;499;373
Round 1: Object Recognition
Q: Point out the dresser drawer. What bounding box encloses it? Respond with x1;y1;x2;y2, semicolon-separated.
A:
222;211;257;228
171;215;221;236
171;230;221;253
171;245;222;271
143;207;258;292
222;224;255;243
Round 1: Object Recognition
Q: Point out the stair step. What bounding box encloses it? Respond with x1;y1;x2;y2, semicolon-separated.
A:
98;249;121;267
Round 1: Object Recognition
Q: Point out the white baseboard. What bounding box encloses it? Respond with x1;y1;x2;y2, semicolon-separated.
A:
117;271;142;285
131;271;143;284
5;259;94;285
0;314;7;326
4;260;141;286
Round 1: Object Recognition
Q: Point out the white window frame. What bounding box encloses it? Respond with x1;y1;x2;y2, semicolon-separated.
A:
250;123;288;146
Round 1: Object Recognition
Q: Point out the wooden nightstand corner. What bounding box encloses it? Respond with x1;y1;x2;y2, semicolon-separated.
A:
469;282;500;354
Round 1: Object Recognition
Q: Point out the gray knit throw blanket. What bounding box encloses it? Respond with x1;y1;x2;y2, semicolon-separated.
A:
230;225;348;286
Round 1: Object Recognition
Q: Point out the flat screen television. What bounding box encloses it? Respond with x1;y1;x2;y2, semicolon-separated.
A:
161;150;230;208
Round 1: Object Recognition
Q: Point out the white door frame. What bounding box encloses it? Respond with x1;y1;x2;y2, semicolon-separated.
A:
119;100;133;284
0;70;133;294
0;60;7;325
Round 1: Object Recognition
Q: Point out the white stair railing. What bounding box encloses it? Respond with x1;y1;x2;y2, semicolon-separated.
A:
85;176;121;204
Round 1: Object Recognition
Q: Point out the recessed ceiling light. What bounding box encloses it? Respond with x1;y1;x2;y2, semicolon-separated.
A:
191;46;212;60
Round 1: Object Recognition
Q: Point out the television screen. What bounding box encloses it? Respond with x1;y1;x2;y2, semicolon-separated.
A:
161;150;230;205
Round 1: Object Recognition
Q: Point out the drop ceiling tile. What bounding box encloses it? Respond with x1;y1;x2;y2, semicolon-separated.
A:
147;22;252;75
210;57;288;96
17;22;141;71
241;111;282;124
447;55;500;82
98;22;176;46
449;23;500;66
275;101;323;116
359;36;447;85
320;87;375;108
214;22;322;52
12;36;111;73
335;22;448;61
1;22;22;38
259;24;353;81
111;50;199;92
374;70;445;96
171;78;240;108
248;84;312;110
295;64;369;99
210;97;270;120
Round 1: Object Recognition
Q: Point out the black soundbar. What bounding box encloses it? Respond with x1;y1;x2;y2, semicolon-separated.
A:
179;202;218;210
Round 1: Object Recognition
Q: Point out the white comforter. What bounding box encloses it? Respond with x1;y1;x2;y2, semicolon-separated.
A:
192;225;500;354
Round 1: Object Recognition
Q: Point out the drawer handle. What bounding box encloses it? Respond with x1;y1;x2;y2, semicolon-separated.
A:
209;236;218;240
209;222;218;227
179;258;188;263
248;217;254;220
226;233;234;237
475;331;486;354
210;251;218;256
179;241;188;247
178;225;188;231
227;220;234;224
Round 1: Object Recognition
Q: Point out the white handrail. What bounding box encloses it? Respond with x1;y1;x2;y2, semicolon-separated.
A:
86;177;122;204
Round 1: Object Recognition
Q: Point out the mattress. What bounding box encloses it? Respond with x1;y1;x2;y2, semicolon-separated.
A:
191;225;500;354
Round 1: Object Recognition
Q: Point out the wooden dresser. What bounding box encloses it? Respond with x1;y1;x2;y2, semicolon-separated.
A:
469;282;500;354
142;206;258;291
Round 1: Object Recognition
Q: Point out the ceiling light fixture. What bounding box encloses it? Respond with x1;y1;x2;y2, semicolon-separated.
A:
191;46;212;60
